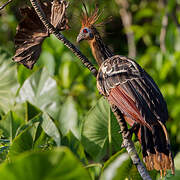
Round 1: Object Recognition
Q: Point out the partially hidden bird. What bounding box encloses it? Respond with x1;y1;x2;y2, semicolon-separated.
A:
76;6;175;176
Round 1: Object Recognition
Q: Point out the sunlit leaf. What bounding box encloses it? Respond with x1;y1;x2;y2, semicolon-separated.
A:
42;112;61;146
0;49;19;115
38;51;55;76
58;96;79;138
100;152;131;180
16;68;61;120
0;147;91;180
101;149;157;180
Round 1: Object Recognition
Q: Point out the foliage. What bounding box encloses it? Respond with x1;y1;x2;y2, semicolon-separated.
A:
0;0;180;179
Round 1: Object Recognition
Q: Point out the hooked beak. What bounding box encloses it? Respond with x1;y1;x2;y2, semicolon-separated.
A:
76;32;85;43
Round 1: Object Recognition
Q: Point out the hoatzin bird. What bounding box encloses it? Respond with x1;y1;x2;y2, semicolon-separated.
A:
76;6;175;176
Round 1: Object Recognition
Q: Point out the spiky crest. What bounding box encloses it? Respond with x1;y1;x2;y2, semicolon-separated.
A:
81;3;101;28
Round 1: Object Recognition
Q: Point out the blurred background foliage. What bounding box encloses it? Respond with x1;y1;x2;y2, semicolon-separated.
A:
0;0;180;179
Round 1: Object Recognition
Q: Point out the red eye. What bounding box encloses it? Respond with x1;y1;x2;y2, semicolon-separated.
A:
83;29;88;33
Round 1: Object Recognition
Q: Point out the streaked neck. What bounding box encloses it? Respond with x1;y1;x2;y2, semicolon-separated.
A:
88;31;113;66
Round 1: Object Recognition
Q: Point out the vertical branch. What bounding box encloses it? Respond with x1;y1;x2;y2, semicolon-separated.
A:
160;0;168;53
29;0;98;77
160;13;168;53
111;105;152;180
115;0;136;59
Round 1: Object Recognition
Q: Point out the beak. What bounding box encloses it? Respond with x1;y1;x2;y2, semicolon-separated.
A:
76;32;85;43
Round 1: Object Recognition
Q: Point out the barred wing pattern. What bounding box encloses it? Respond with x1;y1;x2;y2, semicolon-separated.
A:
97;55;168;129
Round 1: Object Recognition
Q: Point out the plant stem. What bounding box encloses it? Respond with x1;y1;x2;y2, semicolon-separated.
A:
108;107;112;156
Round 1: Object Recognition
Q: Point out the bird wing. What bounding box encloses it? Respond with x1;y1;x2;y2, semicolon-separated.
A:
97;55;168;129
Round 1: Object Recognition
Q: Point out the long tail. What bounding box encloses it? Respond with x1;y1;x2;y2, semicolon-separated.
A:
137;122;175;177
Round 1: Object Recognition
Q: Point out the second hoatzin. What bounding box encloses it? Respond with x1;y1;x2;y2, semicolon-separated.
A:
76;7;175;176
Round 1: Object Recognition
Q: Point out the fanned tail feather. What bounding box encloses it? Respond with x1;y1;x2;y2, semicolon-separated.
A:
138;122;175;177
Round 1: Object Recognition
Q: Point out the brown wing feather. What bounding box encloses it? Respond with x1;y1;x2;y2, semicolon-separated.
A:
97;55;168;129
108;86;152;130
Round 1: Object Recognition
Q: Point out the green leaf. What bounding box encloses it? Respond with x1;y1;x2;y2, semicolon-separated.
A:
59;60;79;89
100;152;131;180
100;149;151;180
82;97;122;161
25;101;41;121
8;127;34;158
101;147;157;180
0;49;19;115
9;113;61;158
0;147;92;180
38;51;55;76
16;113;61;147
61;131;87;164
17;64;35;86
58;96;79;138
17;68;61;120
135;8;154;20
41;112;61;146
0;111;22;142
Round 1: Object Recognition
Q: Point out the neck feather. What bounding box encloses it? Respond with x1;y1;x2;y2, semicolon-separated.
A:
88;30;113;66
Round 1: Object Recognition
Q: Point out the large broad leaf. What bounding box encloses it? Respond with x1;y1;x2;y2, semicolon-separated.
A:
81;97;122;161
0;147;91;180
9;113;61;158
0;49;19;115
16;68;61;120
58;96;79;138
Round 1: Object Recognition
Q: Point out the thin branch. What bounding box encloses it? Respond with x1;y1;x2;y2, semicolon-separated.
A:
29;0;98;77
112;106;152;180
0;0;13;11
115;0;136;59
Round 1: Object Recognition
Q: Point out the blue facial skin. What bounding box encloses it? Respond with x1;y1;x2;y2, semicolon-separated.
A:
82;28;94;40
77;27;94;43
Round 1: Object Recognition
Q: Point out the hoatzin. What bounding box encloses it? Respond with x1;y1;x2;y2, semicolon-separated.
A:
76;7;175;176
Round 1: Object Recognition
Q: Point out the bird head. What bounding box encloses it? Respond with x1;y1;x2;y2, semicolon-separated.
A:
77;5;100;43
77;27;94;43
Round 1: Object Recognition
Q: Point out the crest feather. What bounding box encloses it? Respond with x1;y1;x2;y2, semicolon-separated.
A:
81;4;100;27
